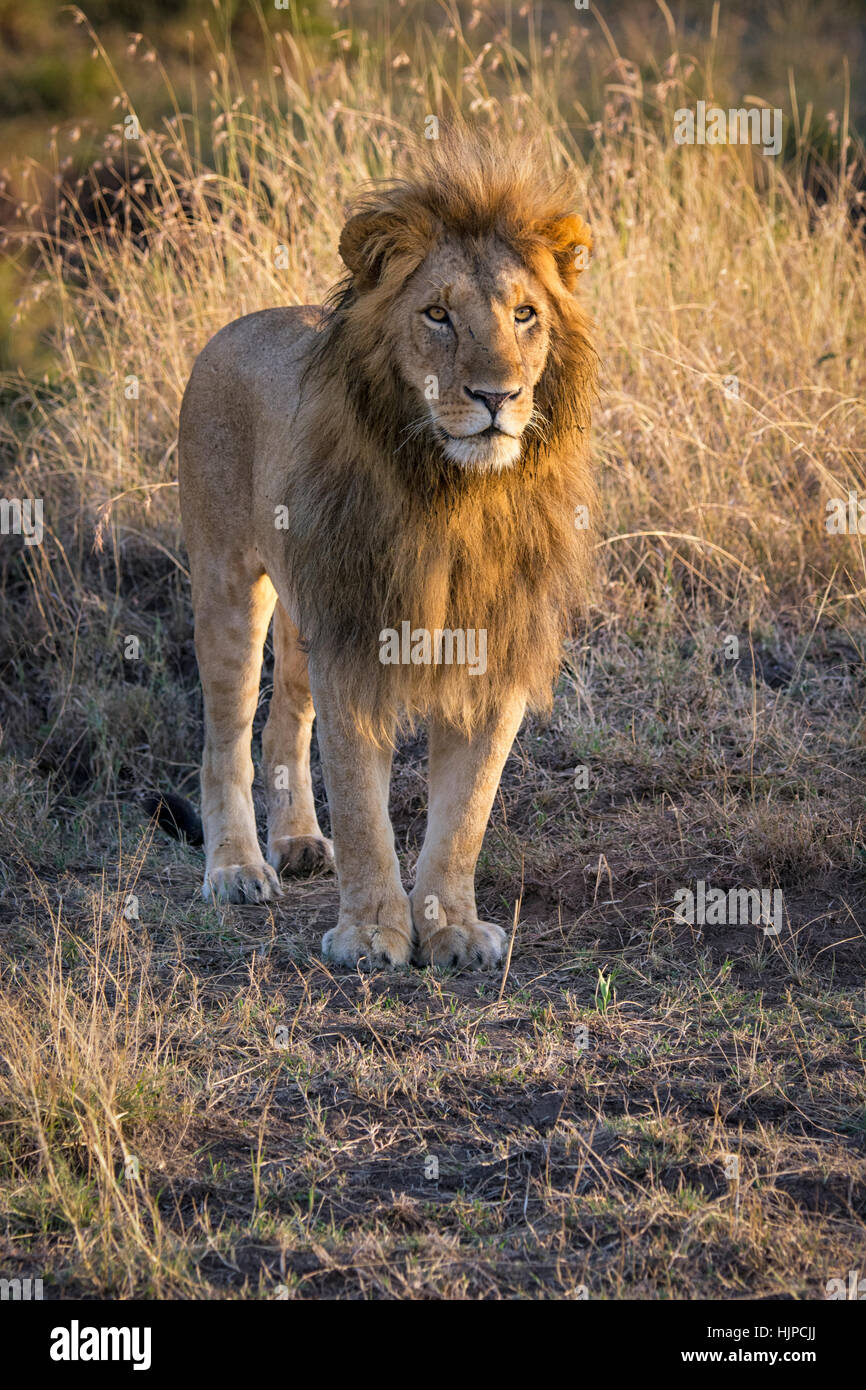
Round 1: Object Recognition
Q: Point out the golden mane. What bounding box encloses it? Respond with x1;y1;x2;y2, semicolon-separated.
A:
287;131;598;742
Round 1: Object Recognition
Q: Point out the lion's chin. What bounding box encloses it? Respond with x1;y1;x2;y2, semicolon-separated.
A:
439;430;522;472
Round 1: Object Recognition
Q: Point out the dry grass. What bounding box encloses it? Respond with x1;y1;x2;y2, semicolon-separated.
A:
0;2;864;1298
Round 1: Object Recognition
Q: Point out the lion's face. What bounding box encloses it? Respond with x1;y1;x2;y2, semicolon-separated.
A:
336;137;593;476
393;238;552;471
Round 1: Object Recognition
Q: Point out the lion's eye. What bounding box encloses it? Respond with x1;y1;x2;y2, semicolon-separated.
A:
424;305;450;325
514;305;536;323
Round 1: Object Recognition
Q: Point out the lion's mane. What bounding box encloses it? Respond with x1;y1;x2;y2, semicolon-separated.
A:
287;131;598;741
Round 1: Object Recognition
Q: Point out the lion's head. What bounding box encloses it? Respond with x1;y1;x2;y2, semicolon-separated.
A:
331;130;594;474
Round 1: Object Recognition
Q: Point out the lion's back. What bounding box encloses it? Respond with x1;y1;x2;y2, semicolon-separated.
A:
178;306;322;533
181;306;321;432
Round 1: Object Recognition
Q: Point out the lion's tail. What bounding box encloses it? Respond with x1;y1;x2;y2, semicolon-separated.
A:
143;792;204;847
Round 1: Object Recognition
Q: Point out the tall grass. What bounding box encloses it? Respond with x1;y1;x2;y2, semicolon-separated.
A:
0;842;194;1294
1;1;864;789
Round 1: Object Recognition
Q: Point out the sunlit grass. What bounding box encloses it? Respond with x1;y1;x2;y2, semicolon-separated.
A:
3;3;863;651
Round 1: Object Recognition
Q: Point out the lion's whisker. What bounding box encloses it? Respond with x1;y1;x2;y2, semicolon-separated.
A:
522;408;550;444
395;416;431;452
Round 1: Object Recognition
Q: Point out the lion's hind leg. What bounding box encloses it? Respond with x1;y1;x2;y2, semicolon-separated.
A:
193;564;281;904
262;602;335;878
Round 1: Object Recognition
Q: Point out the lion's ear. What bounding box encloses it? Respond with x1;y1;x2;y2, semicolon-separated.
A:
338;211;392;289
539;213;593;290
340;207;438;291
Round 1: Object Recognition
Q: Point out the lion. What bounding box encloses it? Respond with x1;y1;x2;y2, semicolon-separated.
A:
175;130;597;969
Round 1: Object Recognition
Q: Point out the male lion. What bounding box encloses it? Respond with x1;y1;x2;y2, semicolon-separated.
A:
176;132;597;969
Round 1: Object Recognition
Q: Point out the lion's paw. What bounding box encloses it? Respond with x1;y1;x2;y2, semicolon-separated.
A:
416;921;507;970
268;835;335;877
203;861;283;905
322;922;412;969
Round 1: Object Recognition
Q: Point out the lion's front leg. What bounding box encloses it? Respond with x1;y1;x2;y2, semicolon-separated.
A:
411;693;526;969
308;667;413;968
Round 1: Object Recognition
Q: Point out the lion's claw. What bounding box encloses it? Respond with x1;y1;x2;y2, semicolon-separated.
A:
416;920;506;970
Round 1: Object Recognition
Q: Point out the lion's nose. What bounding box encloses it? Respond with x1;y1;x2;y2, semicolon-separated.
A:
464;386;522;418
